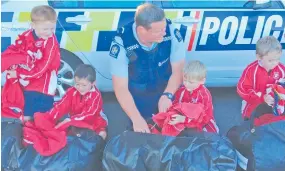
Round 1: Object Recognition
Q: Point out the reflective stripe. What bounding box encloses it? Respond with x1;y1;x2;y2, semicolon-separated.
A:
179;89;186;103
100;110;108;125
23;138;34;144
203;119;219;133
236;150;248;170
210;119;219;133
241;100;247;114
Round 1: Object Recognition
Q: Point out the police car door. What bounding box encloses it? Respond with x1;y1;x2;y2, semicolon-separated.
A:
160;0;285;87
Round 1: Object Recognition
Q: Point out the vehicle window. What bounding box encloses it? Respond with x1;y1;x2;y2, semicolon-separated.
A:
162;0;248;9
48;0;284;9
48;0;248;9
48;0;145;9
166;0;282;9
270;0;285;8
48;0;79;8
1;0;9;5
243;0;285;9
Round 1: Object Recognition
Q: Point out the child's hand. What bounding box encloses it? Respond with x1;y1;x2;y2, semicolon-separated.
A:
264;94;274;106
23;116;32;122
99;131;107;140
55;118;71;129
21;116;32;124
169;114;186;125
256;92;262;97
7;70;17;78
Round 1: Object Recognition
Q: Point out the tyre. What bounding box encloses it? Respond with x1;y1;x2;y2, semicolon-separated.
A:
55;48;84;101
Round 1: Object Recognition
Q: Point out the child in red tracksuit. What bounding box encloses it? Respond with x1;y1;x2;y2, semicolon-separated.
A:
2;5;60;119
237;36;284;120
37;64;108;139
151;60;219;136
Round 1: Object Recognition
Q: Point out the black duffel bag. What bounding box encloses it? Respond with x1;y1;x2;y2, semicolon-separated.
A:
227;104;285;171
103;131;237;171
2;122;105;171
18;127;105;171
1;119;24;171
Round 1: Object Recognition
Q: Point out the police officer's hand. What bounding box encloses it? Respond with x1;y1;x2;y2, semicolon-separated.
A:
158;95;172;113
132;116;150;133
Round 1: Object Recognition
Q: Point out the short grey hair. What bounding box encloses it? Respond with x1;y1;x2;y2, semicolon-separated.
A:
135;3;165;29
256;36;282;57
183;60;207;81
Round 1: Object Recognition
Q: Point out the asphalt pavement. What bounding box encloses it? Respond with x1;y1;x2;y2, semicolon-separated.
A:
102;87;244;140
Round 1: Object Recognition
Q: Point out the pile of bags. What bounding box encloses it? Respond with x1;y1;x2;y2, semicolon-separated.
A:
1;119;105;171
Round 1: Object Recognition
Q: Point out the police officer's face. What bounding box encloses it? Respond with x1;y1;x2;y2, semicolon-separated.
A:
74;77;95;95
258;51;281;71
147;19;167;43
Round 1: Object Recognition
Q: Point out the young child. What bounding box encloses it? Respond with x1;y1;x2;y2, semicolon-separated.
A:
2;5;60;119
237;36;284;120
36;64;108;140
151;60;219;136
20;64;107;155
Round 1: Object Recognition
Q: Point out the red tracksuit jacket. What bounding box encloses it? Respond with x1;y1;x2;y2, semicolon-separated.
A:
2;29;60;96
44;86;107;132
1;78;25;120
172;85;219;133
237;60;285;119
2;51;29;119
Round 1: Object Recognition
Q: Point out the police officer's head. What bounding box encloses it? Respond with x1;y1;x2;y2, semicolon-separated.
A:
135;3;166;44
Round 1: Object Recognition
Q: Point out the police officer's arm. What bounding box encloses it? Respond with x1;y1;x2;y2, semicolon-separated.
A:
110;37;149;132
112;77;143;121
163;26;185;95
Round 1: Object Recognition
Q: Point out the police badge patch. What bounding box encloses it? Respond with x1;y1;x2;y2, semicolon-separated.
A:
174;28;183;42
35;41;43;48
109;44;120;58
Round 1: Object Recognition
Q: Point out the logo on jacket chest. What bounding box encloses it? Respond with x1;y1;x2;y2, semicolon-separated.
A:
158;58;169;67
35;40;44;48
191;97;198;103
273;72;280;80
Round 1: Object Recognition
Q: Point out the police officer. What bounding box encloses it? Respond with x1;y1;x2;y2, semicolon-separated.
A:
109;3;185;133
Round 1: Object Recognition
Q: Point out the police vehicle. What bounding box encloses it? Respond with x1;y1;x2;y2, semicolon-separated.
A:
1;0;285;100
